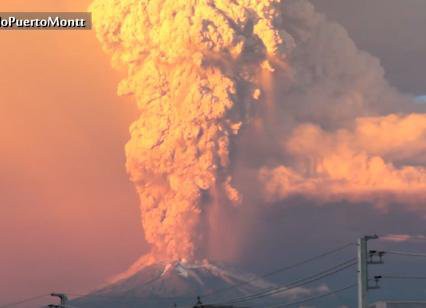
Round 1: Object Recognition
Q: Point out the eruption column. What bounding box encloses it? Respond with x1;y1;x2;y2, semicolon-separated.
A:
90;0;291;262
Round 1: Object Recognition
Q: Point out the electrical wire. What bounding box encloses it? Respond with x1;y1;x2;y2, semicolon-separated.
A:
71;267;166;299
0;294;49;308
202;242;354;299
267;283;356;308
226;261;355;305
386;250;426;258
382;275;426;280
68;293;193;304
68;291;198;308
214;258;356;305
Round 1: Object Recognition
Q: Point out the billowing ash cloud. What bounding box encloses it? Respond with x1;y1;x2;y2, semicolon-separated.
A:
90;0;426;267
260;114;426;207
90;0;294;264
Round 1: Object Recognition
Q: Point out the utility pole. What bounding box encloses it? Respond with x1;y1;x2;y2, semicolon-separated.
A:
357;235;379;308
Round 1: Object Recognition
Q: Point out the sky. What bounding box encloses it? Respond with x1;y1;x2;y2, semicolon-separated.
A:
0;0;425;306
0;0;145;305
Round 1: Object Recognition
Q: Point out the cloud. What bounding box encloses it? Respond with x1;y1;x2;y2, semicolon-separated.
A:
259;113;426;208
380;234;426;242
279;283;330;301
313;0;426;94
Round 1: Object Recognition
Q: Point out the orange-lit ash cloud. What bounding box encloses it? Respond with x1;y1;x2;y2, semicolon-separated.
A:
90;0;426;267
260;113;426;206
90;0;293;263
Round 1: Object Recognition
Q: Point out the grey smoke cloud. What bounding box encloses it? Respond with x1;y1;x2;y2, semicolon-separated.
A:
313;0;426;95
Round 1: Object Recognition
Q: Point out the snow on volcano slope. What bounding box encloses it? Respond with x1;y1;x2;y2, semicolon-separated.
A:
70;260;316;308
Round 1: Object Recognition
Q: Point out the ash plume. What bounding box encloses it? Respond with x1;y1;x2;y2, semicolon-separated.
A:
90;0;293;263
91;0;426;268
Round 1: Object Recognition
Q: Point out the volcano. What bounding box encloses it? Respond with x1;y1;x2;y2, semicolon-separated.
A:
70;261;296;308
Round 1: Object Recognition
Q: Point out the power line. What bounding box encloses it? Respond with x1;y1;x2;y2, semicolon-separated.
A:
68;292;198;308
216;258;356;305
382;275;426;280
70;270;165;299
0;294;49;308
229;261;356;304
202;242;354;299
386;250;426;258
268;283;356;308
69;291;196;301
224;259;355;304
68;293;193;304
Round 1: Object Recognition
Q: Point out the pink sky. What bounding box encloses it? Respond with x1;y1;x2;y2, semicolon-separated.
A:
0;0;149;305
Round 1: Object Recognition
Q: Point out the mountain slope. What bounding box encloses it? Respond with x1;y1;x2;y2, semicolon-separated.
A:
71;260;294;308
